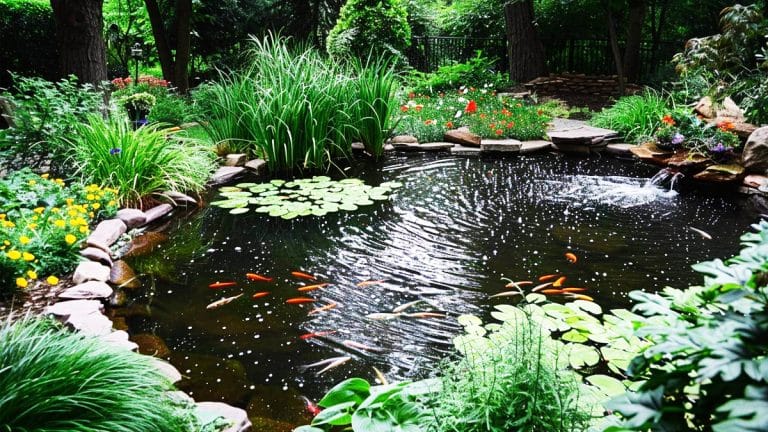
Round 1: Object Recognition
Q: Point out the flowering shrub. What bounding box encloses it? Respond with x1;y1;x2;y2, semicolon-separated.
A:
393;87;551;142
652;112;742;159
111;76;169;90
0;170;118;293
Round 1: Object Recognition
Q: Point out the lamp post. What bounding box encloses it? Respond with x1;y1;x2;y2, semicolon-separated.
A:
130;43;143;85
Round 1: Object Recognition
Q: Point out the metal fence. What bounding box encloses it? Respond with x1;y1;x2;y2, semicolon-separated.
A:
406;36;683;81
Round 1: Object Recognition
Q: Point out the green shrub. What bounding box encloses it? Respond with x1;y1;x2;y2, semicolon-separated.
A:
326;0;411;62
605;220;768;431
0;170;118;293
590;91;676;143
66;115;217;206
0;0;57;87
408;51;513;94
0;316;199;431
0;75;105;173
148;94;193;125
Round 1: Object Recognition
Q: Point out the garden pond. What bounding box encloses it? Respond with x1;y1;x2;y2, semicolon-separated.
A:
120;153;761;429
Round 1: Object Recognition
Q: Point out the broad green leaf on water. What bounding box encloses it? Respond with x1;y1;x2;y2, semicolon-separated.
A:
268;207;288;217
229;207;249;215
281;212;299;220
570;300;603;315
567;343;601;369
293;427;324;432
490;304;526;323
380;181;404;189
235;182;257;188
219;186;242;192
562;329;589;343
220;191;252;198
318;378;370;408
457;314;483;327
270;179;286;186
586;374;626;397
216;199;249;209
526;293;546;304
339;203;358;211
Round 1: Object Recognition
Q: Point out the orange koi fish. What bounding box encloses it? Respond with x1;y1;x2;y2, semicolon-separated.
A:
209;281;237;289
571;294;594;301
562;287;587;293
286;297;316;304
308;302;338;315
505;281;533;288
356;280;384;287
541;289;565;295
553;276;567;288
246;273;273;282
300;330;337;340
538;274;559;282
291;271;317;281
531;282;553;292
565;252;578;263
298;283;330;292
251;291;270;299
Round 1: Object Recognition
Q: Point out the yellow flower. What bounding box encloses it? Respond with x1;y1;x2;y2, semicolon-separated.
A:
51;207;60;213
46;275;59;285
6;250;21;260
19;236;30;245
108;200;116;207
28;180;36;186
3;240;9;246
16;278;28;288
65;198;74;205
54;219;66;228
22;252;34;261
27;223;37;230
27;270;37;279
0;214;5;220
92;203;101;210
65;234;77;245
79;226;89;234
86;194;96;201
2;220;15;228
41;173;50;179
33;207;45;214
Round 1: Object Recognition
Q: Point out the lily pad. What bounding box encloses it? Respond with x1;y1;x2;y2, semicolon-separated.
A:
229;207;250;215
585;374;626;397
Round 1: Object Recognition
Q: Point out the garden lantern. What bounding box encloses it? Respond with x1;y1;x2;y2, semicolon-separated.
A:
130;43;143;86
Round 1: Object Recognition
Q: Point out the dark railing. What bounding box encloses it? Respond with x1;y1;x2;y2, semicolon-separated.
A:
406;36;683;81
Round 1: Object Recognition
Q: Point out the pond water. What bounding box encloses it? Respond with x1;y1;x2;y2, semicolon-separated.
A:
122;153;761;429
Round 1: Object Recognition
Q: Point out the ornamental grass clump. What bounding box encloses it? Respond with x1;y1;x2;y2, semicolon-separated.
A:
66;115;217;207
591;91;675;143
0;316;198;431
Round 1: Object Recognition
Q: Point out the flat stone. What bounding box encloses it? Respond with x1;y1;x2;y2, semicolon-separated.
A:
693;164;745;183
86;219;127;253
143;203;173;225
66;311;113;337
552;142;592;155
210;166;246;185
444;129;481;147
46;299;103;317
351;142;365;150
744;174;768;188
59;281;113;299
80;247;113;267
694;96;715;119
244;159;267;176
100;330;139;351
110;260;141;289
389;135;418;144
399;142;454;152
116;208;147;229
195;402;252;432
520;140;552;154
162;191;198;206
666;152;713;171
547;121;618;146
717;96;745;122
131;333;171;358
481;139;522;153
730;122;759;140
605;143;637;156
72;261;111;284
224;154;247;167
451;145;483;155
384;143;394;152
168;391;195;405
150;358;183;383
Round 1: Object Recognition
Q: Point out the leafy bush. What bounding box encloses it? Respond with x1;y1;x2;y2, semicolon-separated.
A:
0;316;200;431
590;91;677;143
148;94;193;125
408;51;512;94
0;75;105;172
0;0;57;87
112;78;193;126
66;115;217;207
326;0;411;62
605;219;768;431
0;170;117;293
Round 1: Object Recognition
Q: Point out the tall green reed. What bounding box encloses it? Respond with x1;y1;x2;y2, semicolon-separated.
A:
349;55;399;158
590;90;675;143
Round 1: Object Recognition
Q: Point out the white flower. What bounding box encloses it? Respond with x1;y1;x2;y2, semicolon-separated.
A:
455;110;463;119
457;97;467;103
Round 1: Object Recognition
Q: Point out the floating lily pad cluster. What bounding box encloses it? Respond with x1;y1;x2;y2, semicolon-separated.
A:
211;176;403;218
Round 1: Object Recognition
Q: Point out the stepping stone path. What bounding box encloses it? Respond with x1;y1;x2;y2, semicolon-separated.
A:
59;281;113;300
481;139;522;153
547;118;619;155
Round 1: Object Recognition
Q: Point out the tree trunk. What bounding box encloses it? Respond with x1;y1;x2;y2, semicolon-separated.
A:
504;0;547;83
649;0;670;71
622;0;646;82
50;0;107;85
606;7;625;95
173;0;192;94
144;0;175;82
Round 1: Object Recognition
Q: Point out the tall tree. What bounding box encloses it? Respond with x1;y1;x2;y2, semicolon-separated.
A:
504;0;547;82
623;0;646;81
143;0;192;93
50;0;108;85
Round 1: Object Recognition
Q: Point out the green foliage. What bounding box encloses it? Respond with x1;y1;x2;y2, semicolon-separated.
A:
605;219;768;431
463;100;550;141
0;316;200;431
327;0;411;62
0;0;57;86
148;94;193;125
439;0;506;39
407;51;512;94
349;56;399;158
0;75;105;172
590;91;675;143
103;0;153;77
65;115;217;206
121;92;157;114
112;80;192;126
0;170;118;293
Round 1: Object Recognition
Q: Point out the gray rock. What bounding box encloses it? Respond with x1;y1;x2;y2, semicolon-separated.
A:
86;219;127;252
116;208;147;229
481;139;522;153
224;154;247;167
162;191;198;206
694;96;715;119
419;142;455;151
444;130;482;147
351;142;365;150
605;143;637;156
72;261;111;284
151;358;183;383
384;143;395;152
80;247;113;267
66;311;113;337
210;166;246;185
450;145;483;156
244;159;267;176
45;299;103;317
59;281;114;300
100;330;139;351
389;135;418;144
520;140;552;154
551;142;593;155
143;203;173;225
717;96;745;122
195;402;252;432
742;127;768;174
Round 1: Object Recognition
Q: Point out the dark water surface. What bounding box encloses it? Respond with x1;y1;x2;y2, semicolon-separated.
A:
124;153;761;429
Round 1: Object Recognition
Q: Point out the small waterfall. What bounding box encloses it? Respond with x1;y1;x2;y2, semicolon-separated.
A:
644;168;683;195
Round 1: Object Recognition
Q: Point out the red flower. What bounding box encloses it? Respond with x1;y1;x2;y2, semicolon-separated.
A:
400;105;408;112
489;123;496;129
479;113;487;119
424;119;434;125
717;120;735;131
465;100;478;114
507;121;515;129
414;105;423;112
445;121;454;129
661;115;676;126
408;92;416;99
495;129;504;136
537;109;544;116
